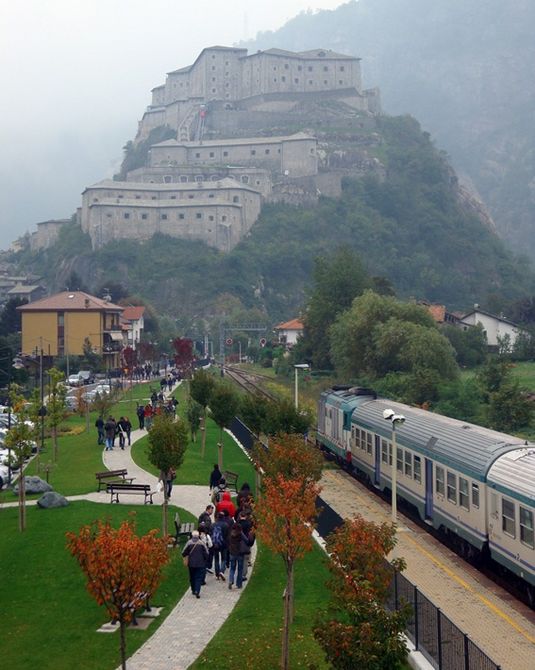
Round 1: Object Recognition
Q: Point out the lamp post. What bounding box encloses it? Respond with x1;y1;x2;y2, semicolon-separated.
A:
294;363;310;410
383;409;406;523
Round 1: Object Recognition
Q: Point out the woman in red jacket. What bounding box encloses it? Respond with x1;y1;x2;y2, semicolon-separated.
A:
216;491;236;518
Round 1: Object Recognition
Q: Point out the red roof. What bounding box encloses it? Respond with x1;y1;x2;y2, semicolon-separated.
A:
17;291;123;312
121;306;145;321
274;318;304;331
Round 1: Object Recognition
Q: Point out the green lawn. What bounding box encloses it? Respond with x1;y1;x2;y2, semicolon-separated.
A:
190;542;331;670
0;501;192;670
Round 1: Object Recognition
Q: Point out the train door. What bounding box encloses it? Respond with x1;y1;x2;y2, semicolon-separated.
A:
425;458;433;519
374;435;381;485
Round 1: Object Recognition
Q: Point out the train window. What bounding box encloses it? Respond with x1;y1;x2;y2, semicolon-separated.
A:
404;451;412;477
502;499;516;538
459;478;469;510
366;432;372;454
396;448;403;472
381;439;389;464
520;507;534;548
413;455;421;483
436;467;445;495
472;483;480;508
447;472;457;504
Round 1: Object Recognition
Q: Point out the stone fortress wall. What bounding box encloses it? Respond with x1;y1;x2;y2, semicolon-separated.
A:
77;45;382;253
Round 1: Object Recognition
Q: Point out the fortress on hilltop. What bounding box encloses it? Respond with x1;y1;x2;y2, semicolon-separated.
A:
78;46;381;252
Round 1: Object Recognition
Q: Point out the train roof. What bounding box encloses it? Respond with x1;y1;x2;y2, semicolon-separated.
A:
349;395;530;480
487;448;535;505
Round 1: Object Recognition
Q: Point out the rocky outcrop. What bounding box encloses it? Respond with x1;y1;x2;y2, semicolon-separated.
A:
14;476;53;495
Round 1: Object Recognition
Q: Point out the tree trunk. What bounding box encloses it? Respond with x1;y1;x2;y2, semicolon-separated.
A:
289;565;295;625
119;618;127;670
218;428;223;470
162;486;168;538
281;560;293;670
201;410;207;457
53;426;58;462
18;460;26;532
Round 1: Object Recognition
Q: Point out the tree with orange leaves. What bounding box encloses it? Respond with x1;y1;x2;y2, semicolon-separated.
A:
66;518;169;670
254;433;322;670
313;515;409;669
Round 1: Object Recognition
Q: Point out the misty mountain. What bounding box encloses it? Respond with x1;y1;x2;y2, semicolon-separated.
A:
242;0;535;259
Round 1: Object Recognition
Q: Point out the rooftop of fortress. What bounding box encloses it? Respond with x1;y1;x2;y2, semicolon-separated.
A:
83;177;259;194
151;132;314;149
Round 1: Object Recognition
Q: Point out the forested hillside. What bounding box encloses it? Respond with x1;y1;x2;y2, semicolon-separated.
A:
243;0;535;259
13;115;532;324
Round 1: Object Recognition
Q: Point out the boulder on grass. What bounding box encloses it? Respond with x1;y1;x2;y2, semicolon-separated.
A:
13;476;53;495
37;492;69;509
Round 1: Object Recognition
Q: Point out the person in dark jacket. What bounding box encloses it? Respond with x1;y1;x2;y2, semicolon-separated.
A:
104;416;116;451
182;530;209;598
227;522;248;590
209;464;223;491
211;512;229;580
198;504;214;534
95;416;105;445
136;404;145;430
237;482;253;510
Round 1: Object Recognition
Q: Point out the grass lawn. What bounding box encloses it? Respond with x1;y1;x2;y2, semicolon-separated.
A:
0;501;192;670
190;541;331;670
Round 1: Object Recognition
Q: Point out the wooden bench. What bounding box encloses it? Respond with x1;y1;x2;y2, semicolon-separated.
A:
223;470;239;494
173;520;196;547
96;469;134;492
107;483;154;504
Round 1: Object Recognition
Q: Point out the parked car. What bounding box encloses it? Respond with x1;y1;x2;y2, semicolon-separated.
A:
67;374;84;387
78;370;95;385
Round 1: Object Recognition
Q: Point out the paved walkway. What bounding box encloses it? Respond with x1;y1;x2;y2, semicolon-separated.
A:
1;383;256;670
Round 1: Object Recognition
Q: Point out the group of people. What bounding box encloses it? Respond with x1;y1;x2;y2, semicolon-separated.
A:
182;469;255;599
96;415;132;450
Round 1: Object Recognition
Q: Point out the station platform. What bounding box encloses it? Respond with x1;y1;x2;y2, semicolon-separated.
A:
320;469;535;670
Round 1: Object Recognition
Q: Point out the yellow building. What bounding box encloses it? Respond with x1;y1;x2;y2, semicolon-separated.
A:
18;291;124;368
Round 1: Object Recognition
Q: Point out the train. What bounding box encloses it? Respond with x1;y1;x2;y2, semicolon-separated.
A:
317;385;535;603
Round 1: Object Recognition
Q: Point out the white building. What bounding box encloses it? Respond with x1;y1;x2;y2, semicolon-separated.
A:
460;307;522;348
274;318;304;347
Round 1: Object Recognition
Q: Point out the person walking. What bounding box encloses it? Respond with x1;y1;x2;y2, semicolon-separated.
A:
198;504;214;534
228;522;247;590
198;521;213;580
237;482;253;510
136;404;145;430
123;416;132;445
216;490;236;519
164;467;176;498
144;403;153;430
211;512;229;581
104;416;116;451
182;530;209;598
117;417;127;450
95;415;105;445
209;464;223;492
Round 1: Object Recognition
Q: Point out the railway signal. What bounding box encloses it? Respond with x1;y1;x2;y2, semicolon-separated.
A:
225;337;233;346
259;338;267;347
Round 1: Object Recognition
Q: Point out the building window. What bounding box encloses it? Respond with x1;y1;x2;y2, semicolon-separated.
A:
188;194;194;199
196;212;202;219
281;76;286;82
180;176;188;182
212;66;216;71
273;66;277;70
124;213;130;219
413;455;421;483
324;66;328;72
502;498;516;537
212;88;216;93
447;472;457;504
212;77;216;82
381;438;389;464
225;61;229;66
178;213;185;220
241;175;249;184
212;54;216;59
404;451;412;477
284;63;289;69
472;483;480;508
151;196;157;200
209;152;215;158
339;80;344;85
436;466;445;496
340;65;345;72
308;66;313;72
232;196;239;203
310;148;315;154
161;214;168;220
222;215;227;222
209;193;215;198
265;149;270;155
520;507;534;548
251;149;256;155
195;153;201;158
209;215;214;221
106;213;112;218
92;198;98;202
324;80;328;85
170;195;176;199
459;478;469;510
366;432;372;454
273;78;277;82
294;78;299;84
223;151;228;157
118;195;123;199
135;195;140;199
141;213;148;220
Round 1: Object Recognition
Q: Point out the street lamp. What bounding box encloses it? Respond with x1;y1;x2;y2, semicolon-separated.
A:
383;408;406;523
294;363;310;410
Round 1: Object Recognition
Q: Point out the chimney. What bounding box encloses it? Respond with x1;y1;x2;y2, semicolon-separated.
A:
84;298;90;309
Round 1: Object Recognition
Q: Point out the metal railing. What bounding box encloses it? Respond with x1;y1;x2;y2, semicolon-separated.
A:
230;416;501;670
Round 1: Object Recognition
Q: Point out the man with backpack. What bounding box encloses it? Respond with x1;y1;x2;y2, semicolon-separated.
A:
211;512;229;581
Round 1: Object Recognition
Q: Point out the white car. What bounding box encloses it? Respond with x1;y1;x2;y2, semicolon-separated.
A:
68;374;83;387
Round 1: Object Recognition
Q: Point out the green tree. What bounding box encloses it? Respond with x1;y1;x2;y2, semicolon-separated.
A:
0;297;27;337
147;414;189;537
189;369;215;457
209;382;240;470
487;380;533;432
441;324;487;368
299;248;371;369
476;356;512;401
46;367;67;462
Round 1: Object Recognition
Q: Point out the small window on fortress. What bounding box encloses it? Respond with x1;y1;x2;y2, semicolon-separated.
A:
324;66;328;72
195;153;201;158
241;176;249;184
106;213;112;218
164;176;172;183
310;148;315;154
225;82;229;87
273;66;277;70
209;194;215;198
251;149;256;156
223;151;228;157
324;80;328;85
161;214;168;220
309;80;313;85
196;212;202;219
281;76;286;82
212;77;216;82
339;80;344;85
180;176;188;182
294;78;299;84
222;216;227;222
92;198;98;203
170;196;176;200
178;213;185;220
209;152;215;158
256;180;260;185
225;61;229;66
141;213;148;220
308;66;313;72
298;65;302;71
118;195;123;199
124;213;130;219
151;196;157;200
135;195;141;199
340;66;345;72
284;64;289;69
265;149;270;155
209;215;214;221
212;88;216;93
233;196;239;203
188;194;194;199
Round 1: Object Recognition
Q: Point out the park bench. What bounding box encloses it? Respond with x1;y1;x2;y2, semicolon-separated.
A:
107;483;154;504
173;514;196;547
223;470;239;494
96;469;134;492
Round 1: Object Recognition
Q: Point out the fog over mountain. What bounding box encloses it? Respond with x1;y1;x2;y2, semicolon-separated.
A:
243;0;535;259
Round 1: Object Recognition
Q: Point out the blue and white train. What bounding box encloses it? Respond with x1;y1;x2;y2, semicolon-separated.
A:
317;386;535;601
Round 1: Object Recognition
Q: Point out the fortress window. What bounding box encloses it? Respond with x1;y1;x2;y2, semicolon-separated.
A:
212;77;216;82
212;66;216;71
209;152;215;158
233;196;239;203
273;78;277;82
178;213;185;220
309;80;313;85
209;215;214;221
241;175;249;184
212;88;216;93
308;66;313;72
294;78;299;84
310;148;315;154
324;80;328;85
164;176;172;183
297;65;302;71
180;176;188;182
223;151;228;157
265;149;270;155
106;213;112;218
209;193;215;198
225;71;229;77
273;66;277;70
284;63;289;69
502;499;516;538
92;198;98;203
152;196;157;200
225;82;229;87
225;61;229;65
340;66;345;72
118;195;123;199
520;507;534;548
339;80;344;85
195;153;201;158
141;213;148;220
256;180;260;185
251;149;256;155
188;194;194;199
277;149;281;153
281;76;286;82
135;195;141;199
161;214;168;220
323;66;328;71
196;212;202;219
170;196;176;199
124;213;130;219
222;215;227;222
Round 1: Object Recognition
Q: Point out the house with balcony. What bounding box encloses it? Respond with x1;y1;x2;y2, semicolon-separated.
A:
121;305;145;349
274;318;304;347
18;291;124;368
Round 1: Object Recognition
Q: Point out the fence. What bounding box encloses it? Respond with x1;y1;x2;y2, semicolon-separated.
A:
229;416;501;670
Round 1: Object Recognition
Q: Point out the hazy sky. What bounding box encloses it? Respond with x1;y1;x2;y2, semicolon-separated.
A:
0;0;346;245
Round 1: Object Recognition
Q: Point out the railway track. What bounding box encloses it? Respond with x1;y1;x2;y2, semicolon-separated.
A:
223;365;277;401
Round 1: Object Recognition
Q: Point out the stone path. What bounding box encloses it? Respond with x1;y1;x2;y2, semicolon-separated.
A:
1;382;256;670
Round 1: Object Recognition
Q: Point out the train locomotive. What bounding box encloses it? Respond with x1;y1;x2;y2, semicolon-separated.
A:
317;386;535;602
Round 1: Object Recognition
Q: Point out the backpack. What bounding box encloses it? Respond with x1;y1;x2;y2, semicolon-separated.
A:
212;523;224;549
